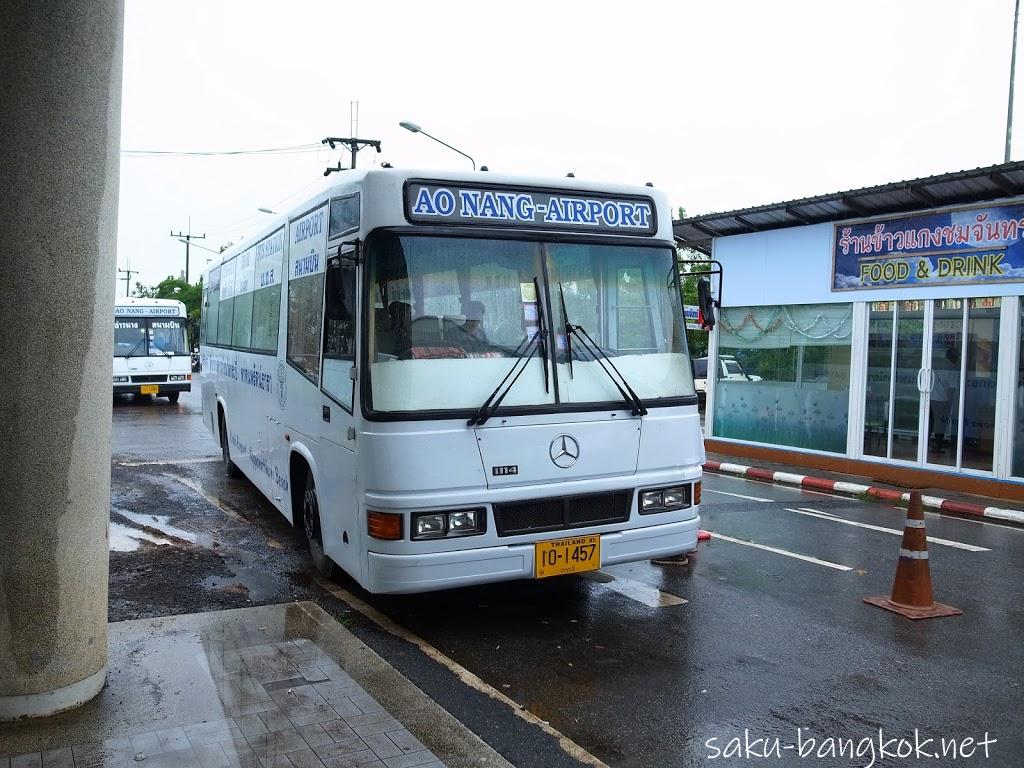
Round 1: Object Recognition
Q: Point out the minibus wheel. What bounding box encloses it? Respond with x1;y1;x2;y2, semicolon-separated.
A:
302;470;334;578
220;414;242;479
167;392;180;404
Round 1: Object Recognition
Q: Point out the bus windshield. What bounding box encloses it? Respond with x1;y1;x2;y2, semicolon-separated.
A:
114;318;188;357
365;233;694;414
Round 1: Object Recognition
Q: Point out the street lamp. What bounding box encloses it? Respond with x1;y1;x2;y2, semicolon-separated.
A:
399;120;476;170
257;207;277;215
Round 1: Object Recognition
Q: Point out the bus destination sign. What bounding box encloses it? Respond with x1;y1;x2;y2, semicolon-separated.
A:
115;306;181;317
406;182;657;235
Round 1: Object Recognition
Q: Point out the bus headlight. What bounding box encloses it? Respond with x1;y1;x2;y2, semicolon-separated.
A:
113;376;129;383
412;508;485;540
639;485;691;514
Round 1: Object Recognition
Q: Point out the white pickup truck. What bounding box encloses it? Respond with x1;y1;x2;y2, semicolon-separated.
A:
694;355;762;404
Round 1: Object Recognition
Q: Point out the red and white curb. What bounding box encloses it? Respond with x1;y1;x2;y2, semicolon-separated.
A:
703;460;1024;526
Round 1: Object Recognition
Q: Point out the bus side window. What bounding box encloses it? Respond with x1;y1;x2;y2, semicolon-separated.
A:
322;261;357;409
287;271;325;384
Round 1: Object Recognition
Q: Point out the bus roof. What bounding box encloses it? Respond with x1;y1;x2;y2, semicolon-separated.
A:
114;297;187;318
206;167;673;274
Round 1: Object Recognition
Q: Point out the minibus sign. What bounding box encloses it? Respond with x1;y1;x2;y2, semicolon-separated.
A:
406;181;656;235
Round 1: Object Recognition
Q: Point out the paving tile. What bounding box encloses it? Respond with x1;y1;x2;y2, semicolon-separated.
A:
187;728;244;749
339;713;392;729
350;720;402;740
381;732;423;756
271;686;326;710
245;730;308;760
318;721;357;744
293;724;333;750
359;734;402;760
347;695;384;716
191;744;230;768
325;699;362;720
224;699;279;718
311;682;359;701
0;757;9;768
295;667;330;684
40;749;73;768
129;732;164;757
233;715;270;738
318;751;379;768
284;749;324;768
138;747;200;768
155;729;192;754
311;739;368;760
284;704;338;728
185;721;235;739
10;754;41;768
380;754;437;768
218;742;262;768
258;709;297;733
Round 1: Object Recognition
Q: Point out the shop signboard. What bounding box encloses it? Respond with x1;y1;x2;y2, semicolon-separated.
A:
832;203;1024;290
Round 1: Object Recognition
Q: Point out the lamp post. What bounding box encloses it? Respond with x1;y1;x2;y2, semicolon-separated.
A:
399;121;476;170
257;207;277;215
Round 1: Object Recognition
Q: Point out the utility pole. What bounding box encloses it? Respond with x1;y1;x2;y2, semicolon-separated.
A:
1008;0;1021;163
117;266;138;297
321;137;381;170
170;216;205;284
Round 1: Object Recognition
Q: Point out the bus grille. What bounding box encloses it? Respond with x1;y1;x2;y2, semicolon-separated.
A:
493;490;632;537
131;375;168;383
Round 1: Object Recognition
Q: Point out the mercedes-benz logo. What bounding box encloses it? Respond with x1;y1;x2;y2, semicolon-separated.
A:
549;434;580;468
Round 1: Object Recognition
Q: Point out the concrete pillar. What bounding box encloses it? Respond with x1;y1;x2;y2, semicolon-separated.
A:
0;0;124;719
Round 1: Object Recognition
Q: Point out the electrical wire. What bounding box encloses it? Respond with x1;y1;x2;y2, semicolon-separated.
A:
121;143;322;157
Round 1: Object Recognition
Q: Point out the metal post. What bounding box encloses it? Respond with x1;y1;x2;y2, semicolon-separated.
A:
1007;0;1020;163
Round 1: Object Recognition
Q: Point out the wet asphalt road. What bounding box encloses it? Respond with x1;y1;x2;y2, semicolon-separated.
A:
110;383;1024;767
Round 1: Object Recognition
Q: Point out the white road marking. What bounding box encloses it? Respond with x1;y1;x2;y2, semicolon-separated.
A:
310;573;608;768
703;488;773;503
707;532;853;571
161;472;246;522
595;575;687;607
118;457;220;466
787;508;990;552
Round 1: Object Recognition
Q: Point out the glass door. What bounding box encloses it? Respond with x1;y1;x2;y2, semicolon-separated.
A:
862;297;1001;473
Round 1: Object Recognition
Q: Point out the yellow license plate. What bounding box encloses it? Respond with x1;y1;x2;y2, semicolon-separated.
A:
139;384;158;395
535;534;601;579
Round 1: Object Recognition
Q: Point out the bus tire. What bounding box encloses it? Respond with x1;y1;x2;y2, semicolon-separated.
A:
220;414;243;479
167;391;180;404
302;470;334;579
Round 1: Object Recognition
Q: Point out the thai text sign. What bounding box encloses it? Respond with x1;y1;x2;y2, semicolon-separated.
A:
832;204;1024;290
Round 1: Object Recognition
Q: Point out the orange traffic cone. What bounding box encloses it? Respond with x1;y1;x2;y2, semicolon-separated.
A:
864;490;962;620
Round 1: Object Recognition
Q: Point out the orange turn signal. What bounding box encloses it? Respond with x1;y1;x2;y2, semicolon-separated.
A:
693;480;701;505
367;511;402;540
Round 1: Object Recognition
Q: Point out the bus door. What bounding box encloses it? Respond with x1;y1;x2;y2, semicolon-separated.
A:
317;249;359;574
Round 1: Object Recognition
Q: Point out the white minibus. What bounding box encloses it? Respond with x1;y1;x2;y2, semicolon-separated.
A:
114;297;192;403
200;169;703;594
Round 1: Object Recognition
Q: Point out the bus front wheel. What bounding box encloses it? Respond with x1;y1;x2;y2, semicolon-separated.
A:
220;415;243;479
302;470;334;578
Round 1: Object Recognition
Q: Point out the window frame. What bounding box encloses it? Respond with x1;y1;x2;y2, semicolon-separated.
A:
319;246;360;412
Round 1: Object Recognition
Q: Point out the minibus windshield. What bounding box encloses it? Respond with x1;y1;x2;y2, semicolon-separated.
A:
365;233;695;415
114;318;188;357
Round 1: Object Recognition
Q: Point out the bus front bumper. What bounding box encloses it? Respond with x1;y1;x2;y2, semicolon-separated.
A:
114;383;191;396
365;516;699;595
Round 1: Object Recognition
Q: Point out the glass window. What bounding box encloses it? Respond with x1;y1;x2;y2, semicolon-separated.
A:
287;273;324;383
329;194;360;238
1015;302;1024;477
251;231;284;354
713;303;853;453
961;298;999;471
114;319;146;356
864;302;894;457
149;320;188;355
206;267;221;345
546;243;693;404
231;249;254;348
217;259;236;347
322;262;357;408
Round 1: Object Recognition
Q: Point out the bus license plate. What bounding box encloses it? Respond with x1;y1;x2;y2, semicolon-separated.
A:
140;384;158;395
534;535;600;579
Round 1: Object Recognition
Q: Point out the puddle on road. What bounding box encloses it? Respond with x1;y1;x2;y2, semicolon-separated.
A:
113;508;215;548
109;522;173;552
202;551;282;602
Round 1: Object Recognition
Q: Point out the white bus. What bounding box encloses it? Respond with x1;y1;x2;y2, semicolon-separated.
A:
200;169;703;594
114;297;193;403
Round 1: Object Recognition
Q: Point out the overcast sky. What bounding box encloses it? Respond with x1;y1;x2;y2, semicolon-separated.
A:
119;0;1018;290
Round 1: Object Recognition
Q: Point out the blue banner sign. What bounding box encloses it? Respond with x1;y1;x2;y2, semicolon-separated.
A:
405;181;656;235
833;203;1024;290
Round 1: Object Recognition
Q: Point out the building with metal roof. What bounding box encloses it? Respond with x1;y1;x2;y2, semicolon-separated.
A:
681;161;1024;502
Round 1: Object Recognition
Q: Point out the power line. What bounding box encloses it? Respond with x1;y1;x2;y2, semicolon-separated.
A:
122;143;322;157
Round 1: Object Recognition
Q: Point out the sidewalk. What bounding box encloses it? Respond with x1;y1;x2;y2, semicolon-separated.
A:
0;602;511;768
704;451;1024;526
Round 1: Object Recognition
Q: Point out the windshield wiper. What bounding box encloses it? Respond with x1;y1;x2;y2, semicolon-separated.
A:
467;277;549;427
557;287;647;417
123;336;146;359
